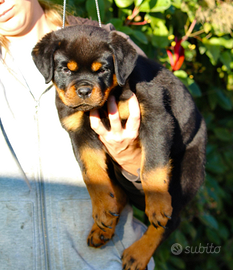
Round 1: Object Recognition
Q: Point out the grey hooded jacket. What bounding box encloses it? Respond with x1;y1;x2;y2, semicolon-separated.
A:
0;21;155;270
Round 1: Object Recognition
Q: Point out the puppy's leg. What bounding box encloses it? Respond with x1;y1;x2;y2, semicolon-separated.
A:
121;161;172;270
122;225;165;270
79;147;127;247
120;148;172;269
141;160;173;230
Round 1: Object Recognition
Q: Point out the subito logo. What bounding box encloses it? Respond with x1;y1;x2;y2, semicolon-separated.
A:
171;243;183;255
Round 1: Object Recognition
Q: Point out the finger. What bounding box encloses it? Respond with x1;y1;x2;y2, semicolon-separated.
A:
125;94;140;134
107;95;122;133
89;109;107;136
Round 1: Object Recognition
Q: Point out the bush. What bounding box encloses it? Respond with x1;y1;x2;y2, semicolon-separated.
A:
52;0;233;269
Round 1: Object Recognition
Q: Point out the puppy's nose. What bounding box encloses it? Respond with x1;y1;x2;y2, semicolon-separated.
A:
77;87;92;98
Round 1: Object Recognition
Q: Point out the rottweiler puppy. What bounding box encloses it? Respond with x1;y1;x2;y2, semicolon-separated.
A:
32;24;207;270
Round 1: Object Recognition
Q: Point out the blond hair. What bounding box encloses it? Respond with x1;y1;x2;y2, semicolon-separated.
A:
0;0;64;52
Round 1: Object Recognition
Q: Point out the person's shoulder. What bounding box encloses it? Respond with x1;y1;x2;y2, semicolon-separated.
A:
66;16;99;26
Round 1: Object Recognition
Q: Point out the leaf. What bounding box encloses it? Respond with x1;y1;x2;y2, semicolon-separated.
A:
145;13;166;29
205;45;221;66
187;78;202;97
205;228;221;245
151;20;169;48
174;71;202;97
203;37;233;49
199;213;218;230
134;0;144;6
227;73;233;90
139;0;171;12
207;91;218;110
218;224;229;241
213;128;232;142
219;51;232;70
199;45;206;55
206;174;225;199
216;89;233;111
181;221;197;239
224;150;233;167
169;257;186;269
206;152;228;174
174;70;188;79
174;230;188;247
86;0;105;21
171;0;182;9
203;22;212;33
109;18;123;29
206;258;222;270
118;26;134;35
201;37;233;66
132;30;148;44
114;0;134;8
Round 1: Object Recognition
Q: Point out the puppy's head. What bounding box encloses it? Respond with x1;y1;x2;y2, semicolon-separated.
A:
32;25;138;111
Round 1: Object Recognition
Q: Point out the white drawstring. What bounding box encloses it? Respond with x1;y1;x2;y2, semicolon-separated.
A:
62;0;66;28
62;0;102;28
95;0;102;27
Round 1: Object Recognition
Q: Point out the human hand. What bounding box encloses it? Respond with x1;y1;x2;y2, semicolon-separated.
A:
90;94;141;176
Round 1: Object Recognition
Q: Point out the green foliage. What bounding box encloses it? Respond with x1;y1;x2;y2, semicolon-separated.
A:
52;0;233;269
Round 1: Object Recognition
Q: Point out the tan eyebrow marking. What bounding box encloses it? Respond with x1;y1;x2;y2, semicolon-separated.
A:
91;62;102;72
67;60;79;71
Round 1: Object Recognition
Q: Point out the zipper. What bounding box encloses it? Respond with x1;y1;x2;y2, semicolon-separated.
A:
34;84;53;270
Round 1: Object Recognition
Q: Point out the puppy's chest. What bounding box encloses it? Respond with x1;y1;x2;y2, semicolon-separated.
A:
60;96;131;133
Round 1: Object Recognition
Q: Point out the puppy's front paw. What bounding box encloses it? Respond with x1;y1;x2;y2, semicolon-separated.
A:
87;222;115;248
88;197;120;248
121;242;149;270
91;195;120;232
146;191;172;229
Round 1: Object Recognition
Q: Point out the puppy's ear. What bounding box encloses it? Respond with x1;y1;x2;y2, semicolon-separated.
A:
108;31;138;86
32;31;60;83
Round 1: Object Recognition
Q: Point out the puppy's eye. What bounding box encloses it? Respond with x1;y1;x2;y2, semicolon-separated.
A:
62;67;71;75
98;68;106;73
98;67;111;74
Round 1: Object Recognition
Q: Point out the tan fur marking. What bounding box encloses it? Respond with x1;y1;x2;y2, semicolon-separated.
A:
61;111;84;131
67;60;78;71
118;100;130;120
140;154;173;228
55;86;69;106
139;103;146;118
66;85;78;101
55;84;80;107
88;74;118;107
91;62;102;72
80;148;107;181
80;147;127;204
32;47;39;56
141;160;172;193
102;74;118;104
122;225;165;269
